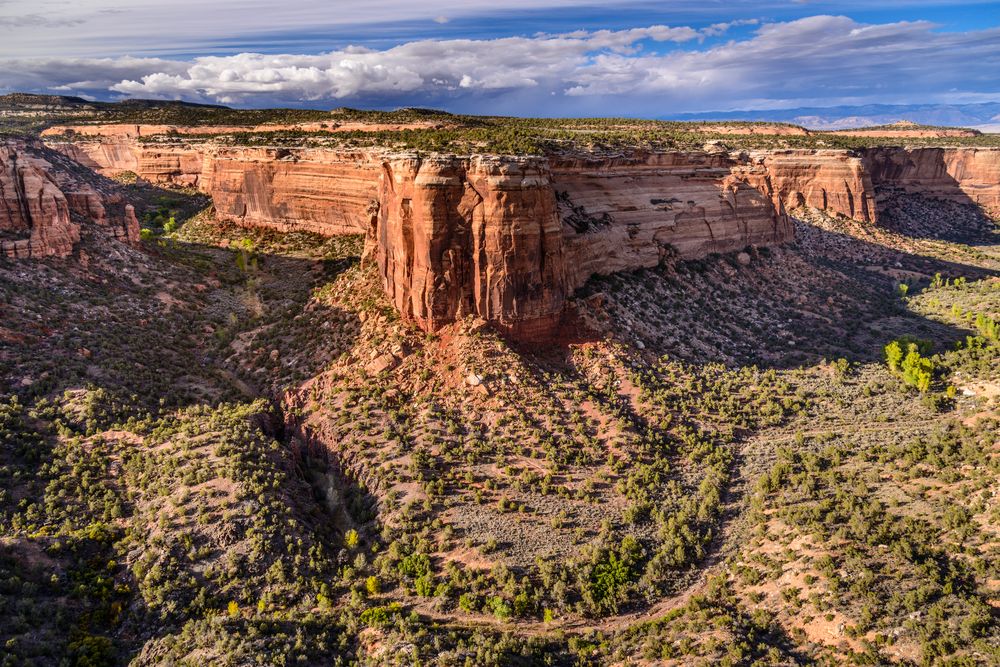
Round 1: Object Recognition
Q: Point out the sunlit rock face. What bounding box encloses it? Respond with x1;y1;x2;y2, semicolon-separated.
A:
43;130;1000;338
863;147;1000;218
1;139;139;258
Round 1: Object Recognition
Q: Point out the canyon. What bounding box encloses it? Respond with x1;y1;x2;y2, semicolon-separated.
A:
16;129;1000;337
0;139;139;258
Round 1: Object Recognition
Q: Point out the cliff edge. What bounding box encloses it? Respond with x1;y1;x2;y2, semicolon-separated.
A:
1;139;140;258
40;129;1000;338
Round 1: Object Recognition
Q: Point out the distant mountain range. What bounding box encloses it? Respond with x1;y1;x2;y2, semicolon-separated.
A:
665;102;1000;131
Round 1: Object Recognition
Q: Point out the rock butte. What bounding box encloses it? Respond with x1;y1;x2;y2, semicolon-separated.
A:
1;139;140;258
31;130;1000;338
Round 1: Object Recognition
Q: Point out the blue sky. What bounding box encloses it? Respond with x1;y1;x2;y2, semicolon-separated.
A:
1;1;999;115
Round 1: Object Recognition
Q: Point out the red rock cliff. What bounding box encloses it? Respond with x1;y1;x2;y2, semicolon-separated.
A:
53;140;206;187
203;147;381;235
376;155;567;338
373;151;796;338
747;149;878;223
1;140;139;258
41;132;1000;338
551;152;794;289
862;147;1000;217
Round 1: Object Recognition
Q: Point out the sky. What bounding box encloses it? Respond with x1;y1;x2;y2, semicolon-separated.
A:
1;1;999;116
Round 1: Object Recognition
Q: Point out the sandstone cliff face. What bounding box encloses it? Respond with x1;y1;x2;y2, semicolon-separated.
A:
552;152;793;290
1;140;139;258
40;130;1000;338
53;140;206;187
862;147;1000;217
373;151;796;337
203;147;382;235
748;150;878;223
376;155;568;338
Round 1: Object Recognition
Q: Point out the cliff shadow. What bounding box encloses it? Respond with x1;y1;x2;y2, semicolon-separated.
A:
866;149;999;247
0;206;362;417
134;183;212;231
0;222;366;665
875;186;1000;247
568;215;997;370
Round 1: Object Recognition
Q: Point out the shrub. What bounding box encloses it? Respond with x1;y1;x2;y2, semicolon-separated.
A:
885;338;935;392
359;603;401;628
344;529;359;549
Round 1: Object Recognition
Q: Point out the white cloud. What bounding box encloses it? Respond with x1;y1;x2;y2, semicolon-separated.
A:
0;1;979;57
2;16;999;114
0;0;654;57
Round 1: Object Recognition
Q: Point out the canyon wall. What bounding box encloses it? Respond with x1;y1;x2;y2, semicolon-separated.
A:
551;152;793;289
750;150;878;223
374;151;799;338
376;155;570;338
1;140;139;258
39;132;1000;337
54;140;206;187
204;147;381;235
862;147;1000;217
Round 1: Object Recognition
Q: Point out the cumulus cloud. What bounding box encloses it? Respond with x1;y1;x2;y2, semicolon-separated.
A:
103;25;715;102
0;55;187;93
3;16;999;114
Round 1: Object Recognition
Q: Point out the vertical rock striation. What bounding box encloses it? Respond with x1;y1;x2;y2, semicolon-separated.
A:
203;147;382;235
373;151;798;338
40;130;1000;338
747;149;878;223
1;139;139;258
376;155;568;338
862;147;1000;217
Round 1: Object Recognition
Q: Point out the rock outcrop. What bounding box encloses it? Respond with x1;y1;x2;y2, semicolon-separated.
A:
748;149;878;223
54;140;206;187
40;128;1000;338
862;147;1000;218
374;151;795;338
204;147;382;235
552;152;792;288
1;140;139;258
376;155;570;338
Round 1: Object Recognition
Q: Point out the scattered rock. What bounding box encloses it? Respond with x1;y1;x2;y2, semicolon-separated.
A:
367;353;399;374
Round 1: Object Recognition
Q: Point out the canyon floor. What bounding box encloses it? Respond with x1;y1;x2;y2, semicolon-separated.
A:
1;171;998;665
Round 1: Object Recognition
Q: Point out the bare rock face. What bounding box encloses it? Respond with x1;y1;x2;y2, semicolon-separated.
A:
204;147;382;235
374;151;795;338
862;147;1000;218
747;150;878;222
0;139;139;258
376;155;567;338
40;130;1000;339
552;152;793;289
53;140;206;187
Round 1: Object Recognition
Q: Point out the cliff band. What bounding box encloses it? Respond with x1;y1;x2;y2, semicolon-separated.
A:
39;132;1000;337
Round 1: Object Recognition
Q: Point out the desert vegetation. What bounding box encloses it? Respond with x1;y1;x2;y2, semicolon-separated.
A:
1;111;998;664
